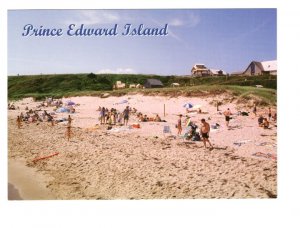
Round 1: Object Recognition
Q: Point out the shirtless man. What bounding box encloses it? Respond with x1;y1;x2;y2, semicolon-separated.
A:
123;106;130;126
177;114;183;135
200;119;213;149
223;108;232;128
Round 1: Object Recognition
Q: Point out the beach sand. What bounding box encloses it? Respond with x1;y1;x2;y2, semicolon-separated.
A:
8;95;277;199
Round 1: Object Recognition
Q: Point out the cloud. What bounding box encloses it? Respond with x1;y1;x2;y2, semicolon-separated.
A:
169;18;184;27
97;68;136;74
169;13;200;28
64;10;121;25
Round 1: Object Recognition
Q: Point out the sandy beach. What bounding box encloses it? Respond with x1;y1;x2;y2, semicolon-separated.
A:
8;94;277;199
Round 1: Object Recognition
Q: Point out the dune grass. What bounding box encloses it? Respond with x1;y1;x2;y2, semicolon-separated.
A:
8;73;276;105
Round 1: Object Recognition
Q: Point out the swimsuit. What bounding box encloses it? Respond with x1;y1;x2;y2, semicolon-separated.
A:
225;116;230;121
201;132;209;139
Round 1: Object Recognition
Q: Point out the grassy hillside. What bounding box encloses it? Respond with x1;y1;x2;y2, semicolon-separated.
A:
8;73;277;105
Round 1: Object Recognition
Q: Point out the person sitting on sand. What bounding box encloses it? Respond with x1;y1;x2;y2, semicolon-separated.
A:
262;118;270;129
200;118;213;149
137;113;144;122
177;114;183;136
42;110;47;120
142;114;149;122
155;114;162;122
9;104;16;110
223;108;232;129
258;115;264;126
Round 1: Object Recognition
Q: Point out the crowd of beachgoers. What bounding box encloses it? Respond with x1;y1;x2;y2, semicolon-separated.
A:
8;95;277;199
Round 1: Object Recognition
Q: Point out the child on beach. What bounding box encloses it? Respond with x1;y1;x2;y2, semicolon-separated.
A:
223;108;232;129
268;107;272;121
67;115;73;127
253;105;257;117
200;118;213;149
177;114;183;136
16;116;22;129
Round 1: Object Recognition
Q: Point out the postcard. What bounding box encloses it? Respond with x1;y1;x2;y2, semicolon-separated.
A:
7;9;277;200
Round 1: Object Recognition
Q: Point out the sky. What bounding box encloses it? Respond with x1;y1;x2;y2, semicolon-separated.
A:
7;9;277;76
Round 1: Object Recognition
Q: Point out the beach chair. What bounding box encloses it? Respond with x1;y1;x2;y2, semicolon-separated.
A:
163;125;172;137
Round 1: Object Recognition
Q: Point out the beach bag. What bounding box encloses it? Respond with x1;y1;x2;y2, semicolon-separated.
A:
192;133;200;141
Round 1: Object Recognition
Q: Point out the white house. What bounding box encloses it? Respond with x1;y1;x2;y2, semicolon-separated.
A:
243;60;277;76
191;64;210;76
114;81;126;89
210;69;227;76
191;64;226;76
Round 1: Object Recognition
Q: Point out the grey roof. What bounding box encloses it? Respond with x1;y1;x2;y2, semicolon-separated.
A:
145;79;164;86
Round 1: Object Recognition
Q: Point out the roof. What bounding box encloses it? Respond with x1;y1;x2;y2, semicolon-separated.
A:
193;64;207;69
231;71;243;75
260;60;277;71
145;79;163;86
242;60;277;75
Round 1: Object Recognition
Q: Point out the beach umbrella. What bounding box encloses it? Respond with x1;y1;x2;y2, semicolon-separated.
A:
119;100;128;104
67;101;75;106
183;103;193;108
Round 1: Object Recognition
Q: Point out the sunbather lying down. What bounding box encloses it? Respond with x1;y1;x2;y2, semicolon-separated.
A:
137;113;166;122
186;108;208;114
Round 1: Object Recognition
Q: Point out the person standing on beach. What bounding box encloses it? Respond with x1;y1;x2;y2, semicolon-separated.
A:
253;105;257;117
100;107;105;125
16;116;22;129
177;114;183;136
200;118;213;149
223;108;232;128
268;107;272;121
123;106;130;126
67;115;73;127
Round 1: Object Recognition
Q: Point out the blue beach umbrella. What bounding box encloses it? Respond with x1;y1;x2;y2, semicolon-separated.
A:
183;103;193;108
67;101;75;106
119;100;128;104
56;107;69;113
